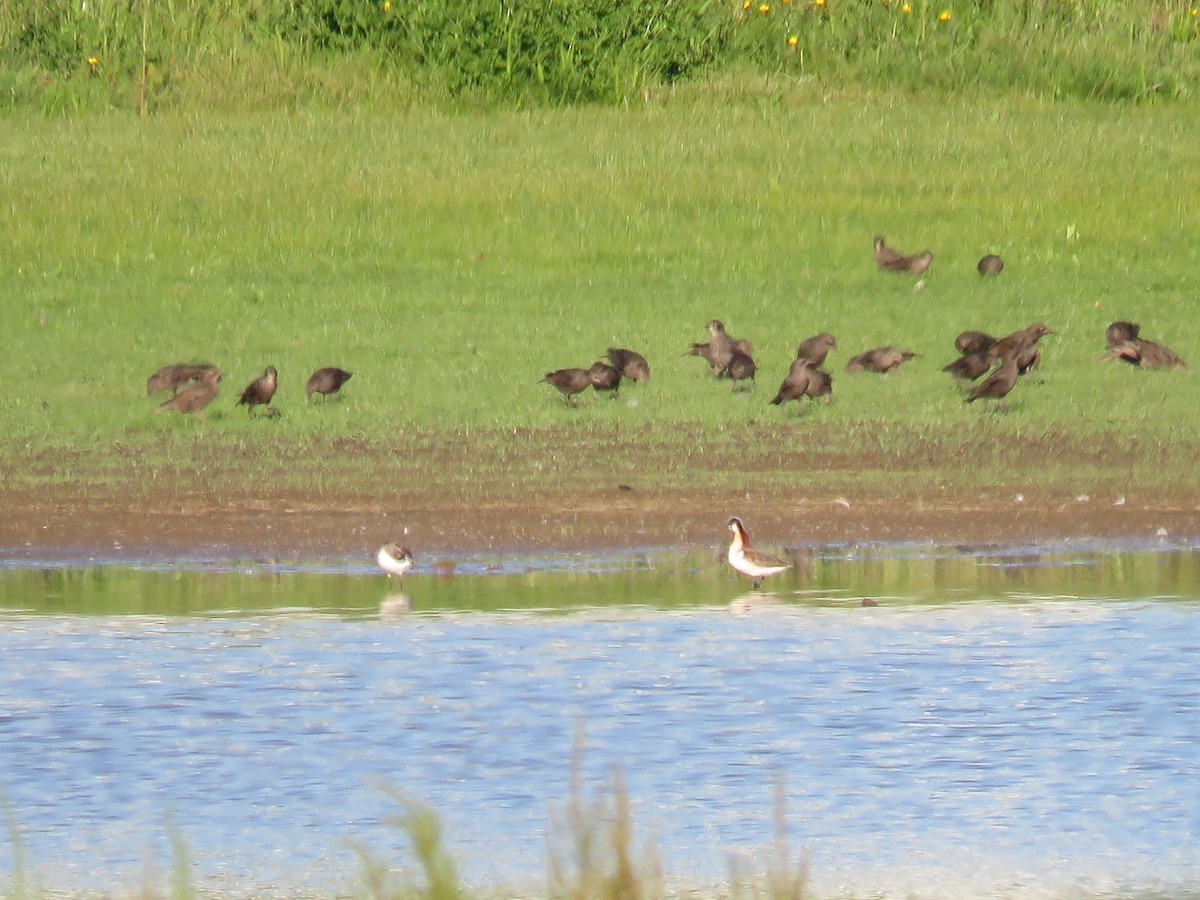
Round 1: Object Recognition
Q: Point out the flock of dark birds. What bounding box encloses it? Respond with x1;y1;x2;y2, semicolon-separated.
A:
147;363;353;415
541;234;1187;410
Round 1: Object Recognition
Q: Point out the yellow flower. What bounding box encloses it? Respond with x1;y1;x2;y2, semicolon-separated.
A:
382;0;390;8
759;3;770;11
900;3;911;12
743;0;752;8
814;0;826;5
87;57;99;67
1192;7;1198;15
787;34;798;45
938;8;952;21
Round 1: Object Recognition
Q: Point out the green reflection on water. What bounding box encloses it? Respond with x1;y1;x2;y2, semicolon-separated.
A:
2;544;1199;617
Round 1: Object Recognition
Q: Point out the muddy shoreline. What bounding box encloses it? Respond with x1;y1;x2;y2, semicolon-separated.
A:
3;481;1198;567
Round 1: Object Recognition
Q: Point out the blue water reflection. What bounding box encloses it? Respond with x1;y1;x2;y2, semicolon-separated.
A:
1;552;1199;897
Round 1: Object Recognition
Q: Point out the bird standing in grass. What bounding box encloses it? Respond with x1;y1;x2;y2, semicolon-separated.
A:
726;516;791;590
965;352;1020;406
156;367;222;414
605;348;650;382
845;346;917;374
377;544;414;582
954;331;998;356
147;363;219;397
306;367;353;400
977;254;1004;275
771;357;817;409
238;366;279;417
588;361;622;397
873;234;933;275
541;368;593;405
795;332;838;367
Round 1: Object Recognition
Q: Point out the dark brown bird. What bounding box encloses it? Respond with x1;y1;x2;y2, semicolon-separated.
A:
306;367;353;400
965;352;1020;405
943;351;992;382
686;335;752;375
796;332;838;367
977;254;1004;276
588;361;622;396
805;366;833;401
146;363;218;397
541;368;592;405
873;234;933;275
1105;321;1140;348
990;323;1054;361
1101;338;1187;370
704;319;736;371
156;367;222;414
719;350;757;388
605;348;650;382
237;366;279;416
954;331;998;356
845;346;917;374
770;357;817;408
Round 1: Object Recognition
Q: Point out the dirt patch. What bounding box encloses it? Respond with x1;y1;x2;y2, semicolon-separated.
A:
3;476;1198;564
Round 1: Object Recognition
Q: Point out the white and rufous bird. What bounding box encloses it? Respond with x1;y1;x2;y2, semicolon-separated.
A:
726;516;790;590
376;544;414;581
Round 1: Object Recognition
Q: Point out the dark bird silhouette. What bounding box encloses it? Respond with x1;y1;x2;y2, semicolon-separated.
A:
1105;321;1140;348
306;367;353;400
770;357;817;408
977;254;1004;276
719;350;757;388
806;365;833;401
588;361;622;396
146;363;218;397
156;367;222;414
990;323;1053;362
954;331;998;356
796;332;838;367
873;234;933;275
943;351;992;382
1101;338;1187;370
964;352;1020;405
605;347;650;382
238;366;279;416
845;346;917;374
541;368;593;405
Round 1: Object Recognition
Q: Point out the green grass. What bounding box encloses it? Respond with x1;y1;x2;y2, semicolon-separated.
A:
3;89;1200;500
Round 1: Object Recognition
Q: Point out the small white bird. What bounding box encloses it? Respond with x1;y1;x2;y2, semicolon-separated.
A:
726;516;790;590
376;544;414;581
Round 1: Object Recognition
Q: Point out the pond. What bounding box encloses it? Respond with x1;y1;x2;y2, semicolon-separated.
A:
1;540;1199;898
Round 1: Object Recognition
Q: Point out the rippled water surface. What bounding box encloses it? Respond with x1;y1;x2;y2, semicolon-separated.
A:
2;543;1200;898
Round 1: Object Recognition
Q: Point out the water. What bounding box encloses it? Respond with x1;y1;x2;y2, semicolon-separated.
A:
1;543;1199;898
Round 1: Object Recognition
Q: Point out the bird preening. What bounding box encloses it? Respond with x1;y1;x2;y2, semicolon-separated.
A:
377;544;414;581
873;234;933;276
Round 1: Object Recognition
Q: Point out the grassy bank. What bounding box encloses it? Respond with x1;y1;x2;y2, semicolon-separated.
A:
4;1;1200;112
3;91;1200;503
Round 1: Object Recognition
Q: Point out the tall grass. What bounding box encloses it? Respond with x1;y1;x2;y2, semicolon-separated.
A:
2;1;1200;114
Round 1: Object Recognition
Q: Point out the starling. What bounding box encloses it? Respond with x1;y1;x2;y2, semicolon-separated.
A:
306;367;353;400
704;319;736;371
943;351;992;382
990;323;1053;361
541;368;593;405
588;361;622;396
845;346;916;374
805;366;833;401
955;331;998;356
977;254;1004;276
726;516;790;590
770;357;817;407
964;352;1020;405
796;332;838;367
146;363;218;397
873;234;933;275
238;366;279;416
1105;321;1140;348
605;347;650;382
156;367;222;414
719;350;757;388
1101;338;1187;370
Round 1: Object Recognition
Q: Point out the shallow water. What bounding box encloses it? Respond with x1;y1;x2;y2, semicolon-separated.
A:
1;543;1200;898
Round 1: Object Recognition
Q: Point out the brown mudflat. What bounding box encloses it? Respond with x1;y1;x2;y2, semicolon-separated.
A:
2;428;1197;562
